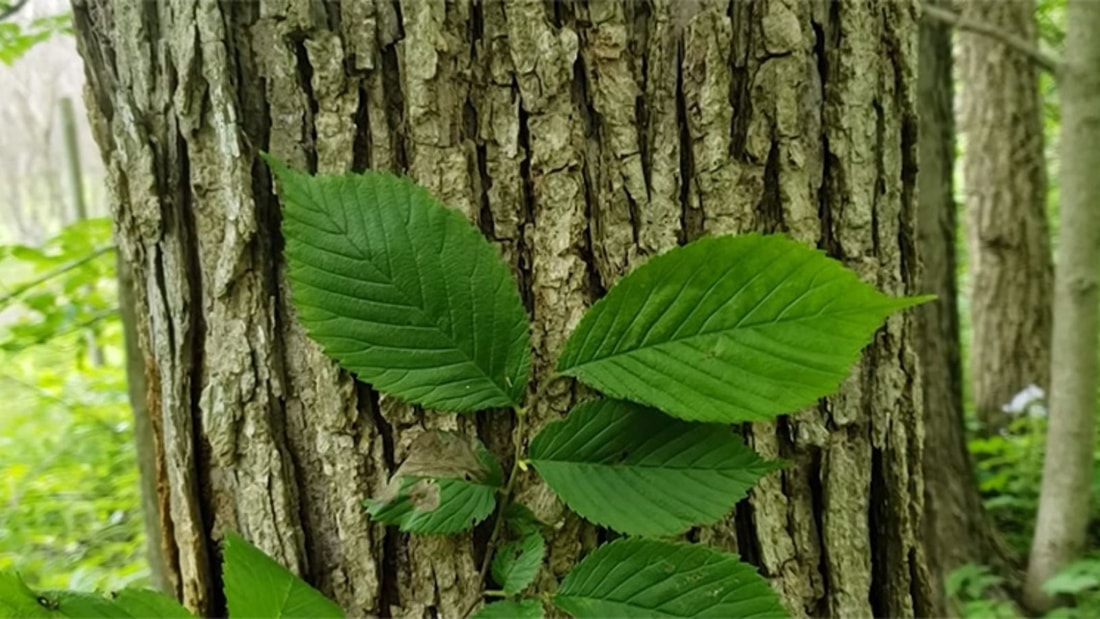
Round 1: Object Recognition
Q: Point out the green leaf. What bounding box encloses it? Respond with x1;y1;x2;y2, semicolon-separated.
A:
557;234;928;422
1042;558;1100;596
555;539;786;618
364;440;502;534
44;593;119;617
503;503;544;537
491;533;545;595
109;590;193;618
472;599;544;619
0;576;189;619
266;156;531;413
528;399;779;536
0;572;53;618
223;531;344;619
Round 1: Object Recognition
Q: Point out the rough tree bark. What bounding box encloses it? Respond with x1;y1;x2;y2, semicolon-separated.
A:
957;0;1053;433
72;1;931;617
1024;0;1100;610
916;2;1006;607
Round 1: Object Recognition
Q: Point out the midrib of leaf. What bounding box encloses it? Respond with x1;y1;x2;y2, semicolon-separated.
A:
563;298;902;373
292;178;515;404
271;580;297;617
555;596;683;618
532;460;761;473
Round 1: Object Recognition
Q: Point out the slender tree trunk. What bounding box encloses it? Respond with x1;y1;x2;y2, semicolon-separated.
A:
916;4;1007;608
1024;0;1100;609
72;1;931;616
957;0;1053;433
60;95;106;367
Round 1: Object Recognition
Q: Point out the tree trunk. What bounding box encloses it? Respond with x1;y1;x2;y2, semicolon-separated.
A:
72;1;931;617
116;251;171;592
916;3;1007;606
957;0;1053;433
1023;0;1100;609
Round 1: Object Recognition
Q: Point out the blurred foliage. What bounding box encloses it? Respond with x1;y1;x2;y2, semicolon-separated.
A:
946;564;1018;618
969;414;1100;556
948;557;1100;619
0;13;71;66
1042;555;1100;618
0;217;147;591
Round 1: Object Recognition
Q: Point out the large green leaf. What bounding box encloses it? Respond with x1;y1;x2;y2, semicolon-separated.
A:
528;399;779;536
0;572;53;618
47;590;192;618
472;599;544;619
267;157;531;412
555;539;785;618
105;590;193;618
557;234;928;422
0;573;192;619
491;532;545;595
222;531;344;618
364;440;502;534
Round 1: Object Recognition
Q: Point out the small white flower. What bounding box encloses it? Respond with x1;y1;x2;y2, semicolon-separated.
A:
1002;384;1047;418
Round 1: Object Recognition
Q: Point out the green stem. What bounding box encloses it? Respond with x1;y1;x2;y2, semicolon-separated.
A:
467;374;566;618
478;409;526;584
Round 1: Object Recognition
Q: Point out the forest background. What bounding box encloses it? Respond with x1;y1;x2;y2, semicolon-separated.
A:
0;0;1096;617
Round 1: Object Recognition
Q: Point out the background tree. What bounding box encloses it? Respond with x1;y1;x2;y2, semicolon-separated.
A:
916;1;1007;606
72;1;931;616
1024;0;1100;609
957;0;1054;433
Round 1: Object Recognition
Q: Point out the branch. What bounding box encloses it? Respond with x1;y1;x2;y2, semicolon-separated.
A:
0;245;114;309
920;2;1061;74
5;306;120;355
0;0;28;21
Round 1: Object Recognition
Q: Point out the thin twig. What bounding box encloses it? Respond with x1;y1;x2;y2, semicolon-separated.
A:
464;411;526;619
920;2;1060;74
6;306;120;355
0;0;29;21
477;412;526;583
465;375;569;617
0;245;115;309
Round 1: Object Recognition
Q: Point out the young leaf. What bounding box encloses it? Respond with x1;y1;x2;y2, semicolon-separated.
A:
223;531;344;619
557;234;929;422
266;157;531;413
491;533;545;596
365;439;502;534
528;399;779;536
555;539;786;618
472;599;544;619
503;502;544;537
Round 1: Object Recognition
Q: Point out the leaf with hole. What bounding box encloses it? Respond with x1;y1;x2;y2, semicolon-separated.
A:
491;532;545;596
528;399;779;536
0;572;54;618
0;573;193;619
555;539;785;618
557;234;930;422
223;531;344;618
365;439;502;534
267;156;531;413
